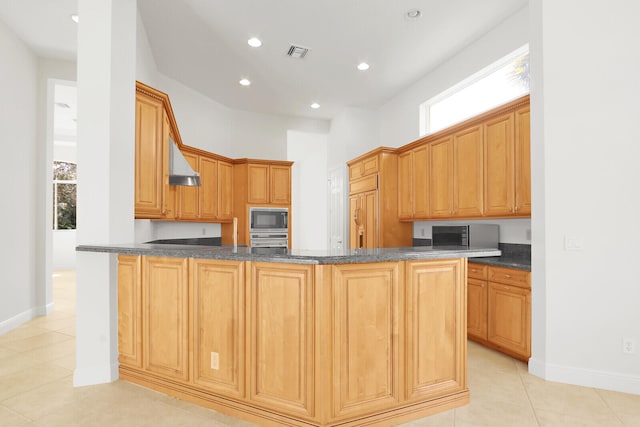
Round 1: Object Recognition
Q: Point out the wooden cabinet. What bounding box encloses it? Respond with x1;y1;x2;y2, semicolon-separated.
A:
190;259;245;398
467;262;531;361
398;145;429;220
515;106;531;215
248;263;315;418
217;160;233;220
349;189;378;249
467;264;488;341
177;152;200;220
405;259;467;402
347;149;412;248
197;156;219;220
117;255;142;368
222;160;293;246
394;95;530;222
142;256;189;381
247;163;291;205
453;125;484;217
332;262;401;417
134;91;166;218
484;106;530;217
118;256;470;427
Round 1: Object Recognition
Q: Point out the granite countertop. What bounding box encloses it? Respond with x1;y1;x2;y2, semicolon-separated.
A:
76;243;501;265
467;255;531;271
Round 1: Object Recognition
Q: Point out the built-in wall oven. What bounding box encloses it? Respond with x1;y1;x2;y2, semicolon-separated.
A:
249;207;289;247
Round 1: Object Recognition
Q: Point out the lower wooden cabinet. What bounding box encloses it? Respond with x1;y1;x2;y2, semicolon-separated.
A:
190;259;245;398
467;262;531;361
248;262;315;418
118;257;470;426
142;256;189;381
405;259;467;402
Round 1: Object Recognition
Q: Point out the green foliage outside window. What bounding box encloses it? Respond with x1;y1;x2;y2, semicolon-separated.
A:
53;161;77;230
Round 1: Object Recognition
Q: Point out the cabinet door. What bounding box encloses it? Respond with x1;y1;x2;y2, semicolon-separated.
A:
333;262;401;418
117;255;142;368
270;165;291;204
515;106;531;215
453;125;484;217
217;161;233;220
429;136;454;218
349;194;361;249
405;259;466;401
488;282;531;359
467;277;488;341
134;94;164;217
398;151;413;219
142;256;189;381
177;152;199;219
413;145;430;219
191;260;244;397
248;164;270;204
198;156;218;220
162;117;176;219
363;190;378;248
249;263;315;418
484;113;515;216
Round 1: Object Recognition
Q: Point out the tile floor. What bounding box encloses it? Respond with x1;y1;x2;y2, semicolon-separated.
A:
1;271;639;426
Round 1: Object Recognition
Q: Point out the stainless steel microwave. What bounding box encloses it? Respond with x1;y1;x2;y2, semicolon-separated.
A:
432;224;499;248
249;207;288;232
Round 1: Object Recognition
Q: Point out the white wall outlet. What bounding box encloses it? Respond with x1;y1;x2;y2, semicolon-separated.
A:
421;227;426;237
526;228;532;241
623;338;636;354
564;236;584;251
211;351;220;369
202;227;206;235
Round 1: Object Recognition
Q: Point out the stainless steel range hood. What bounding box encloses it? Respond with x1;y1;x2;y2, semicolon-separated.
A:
169;137;201;186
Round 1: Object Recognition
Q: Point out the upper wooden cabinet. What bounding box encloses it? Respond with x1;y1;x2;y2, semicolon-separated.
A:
484;106;531;217
398;145;429;220
246;163;291;205
347;149;412;248
134;90;166;218
395;95;530;222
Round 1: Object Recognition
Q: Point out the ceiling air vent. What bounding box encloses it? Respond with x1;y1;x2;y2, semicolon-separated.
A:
287;44;310;59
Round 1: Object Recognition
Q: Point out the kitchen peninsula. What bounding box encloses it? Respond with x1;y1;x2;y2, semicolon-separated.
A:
77;244;499;427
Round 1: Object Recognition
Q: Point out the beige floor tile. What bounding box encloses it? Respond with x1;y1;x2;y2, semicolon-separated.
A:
0;351;45;377
21;339;75;363
0;325;50;344
597;388;640;417
0;362;72;401
522;374;618;422
0;404;32;427
454;399;539;427
50;352;76;371
1;376;94;420
0;331;73;353
535;408;624;426
395;409;455;426
37;317;75;333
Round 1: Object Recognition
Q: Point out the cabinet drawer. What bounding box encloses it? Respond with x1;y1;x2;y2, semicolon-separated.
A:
349;174;378;194
468;263;488;280
349;156;379;179
488;266;530;289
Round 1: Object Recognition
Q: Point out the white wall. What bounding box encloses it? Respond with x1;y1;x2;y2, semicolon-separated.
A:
287;131;329;250
529;0;640;394
0;18;40;333
327;107;379;169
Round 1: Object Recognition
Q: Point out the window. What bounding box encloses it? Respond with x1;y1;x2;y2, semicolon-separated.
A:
420;45;530;135
53;161;77;230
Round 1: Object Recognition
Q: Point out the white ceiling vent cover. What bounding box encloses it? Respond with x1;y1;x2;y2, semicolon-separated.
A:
287;44;310;59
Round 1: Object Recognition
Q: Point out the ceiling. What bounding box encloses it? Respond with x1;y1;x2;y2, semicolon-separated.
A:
0;0;528;120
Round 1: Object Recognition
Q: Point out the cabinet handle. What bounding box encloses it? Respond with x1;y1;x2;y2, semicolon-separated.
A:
515;206;519;212
509;207;513;213
504;274;511;278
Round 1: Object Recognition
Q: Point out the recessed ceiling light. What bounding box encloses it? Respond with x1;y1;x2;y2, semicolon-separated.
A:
239;78;251;86
310;103;320;109
247;37;262;48
71;14;79;23
406;9;422;19
357;62;370;71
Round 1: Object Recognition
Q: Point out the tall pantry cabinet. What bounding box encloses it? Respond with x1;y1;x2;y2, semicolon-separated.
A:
347;148;412;248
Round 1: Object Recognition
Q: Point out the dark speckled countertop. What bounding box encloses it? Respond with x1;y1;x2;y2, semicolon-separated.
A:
466;243;531;271
76;243;501;265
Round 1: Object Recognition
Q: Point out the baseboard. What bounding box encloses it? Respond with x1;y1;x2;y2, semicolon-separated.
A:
528;357;640;395
0;305;49;335
73;362;119;387
45;302;55;315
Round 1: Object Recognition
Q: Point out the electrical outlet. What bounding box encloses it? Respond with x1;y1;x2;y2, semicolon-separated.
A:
623;338;636;354
202;227;206;236
564;236;584;251
211;352;219;369
421;227;426;237
526;228;531;241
